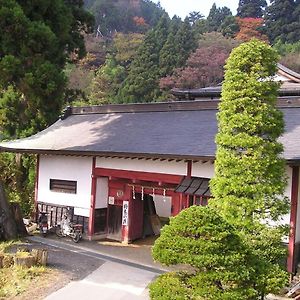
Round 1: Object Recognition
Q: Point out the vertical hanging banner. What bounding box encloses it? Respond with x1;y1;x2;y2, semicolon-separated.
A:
122;201;129;226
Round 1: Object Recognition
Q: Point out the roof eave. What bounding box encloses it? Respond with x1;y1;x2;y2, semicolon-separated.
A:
0;147;215;162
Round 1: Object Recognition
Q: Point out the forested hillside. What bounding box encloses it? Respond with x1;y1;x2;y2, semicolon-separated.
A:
67;0;300;107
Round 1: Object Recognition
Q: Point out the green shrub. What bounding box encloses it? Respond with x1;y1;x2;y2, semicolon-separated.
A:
151;206;260;299
150;206;288;299
149;272;191;300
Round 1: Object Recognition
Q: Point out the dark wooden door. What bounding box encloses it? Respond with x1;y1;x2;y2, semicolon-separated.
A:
107;205;122;241
94;208;107;234
128;193;144;241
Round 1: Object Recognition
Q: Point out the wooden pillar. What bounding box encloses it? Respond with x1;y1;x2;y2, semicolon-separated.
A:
88;157;97;239
187;160;192;179
34;155;40;221
288;166;299;274
171;194;180;216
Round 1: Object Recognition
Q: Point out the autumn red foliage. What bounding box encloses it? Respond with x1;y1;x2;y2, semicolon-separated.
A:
133;16;147;27
160;46;229;90
235;17;268;42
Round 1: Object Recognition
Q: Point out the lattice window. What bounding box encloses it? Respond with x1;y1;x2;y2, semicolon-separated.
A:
188;195;210;207
49;179;77;194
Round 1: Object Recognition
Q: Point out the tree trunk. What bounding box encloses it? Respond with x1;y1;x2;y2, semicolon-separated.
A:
10;203;27;236
0;181;18;240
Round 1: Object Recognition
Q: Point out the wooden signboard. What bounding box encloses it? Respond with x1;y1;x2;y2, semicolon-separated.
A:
122;201;129;226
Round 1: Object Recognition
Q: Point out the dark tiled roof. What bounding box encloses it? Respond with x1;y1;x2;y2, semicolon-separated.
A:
278;63;300;82
172;82;300;100
1;100;300;162
175;177;210;196
171;64;300;100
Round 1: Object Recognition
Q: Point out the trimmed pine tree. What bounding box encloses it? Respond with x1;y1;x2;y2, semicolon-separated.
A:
210;39;289;228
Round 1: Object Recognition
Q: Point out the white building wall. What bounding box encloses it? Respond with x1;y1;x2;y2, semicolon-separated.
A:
37;155;93;217
153;195;172;218
96;157;187;175
191;161;215;178
95;177;108;209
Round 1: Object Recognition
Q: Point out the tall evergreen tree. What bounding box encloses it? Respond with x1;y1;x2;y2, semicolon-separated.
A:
88;0;165;36
207;3;232;32
220;15;240;38
117;14;170;103
237;0;267;18
159;16;182;76
0;0;93;215
0;0;94;138
265;0;300;43
173;17;197;67
188;11;204;26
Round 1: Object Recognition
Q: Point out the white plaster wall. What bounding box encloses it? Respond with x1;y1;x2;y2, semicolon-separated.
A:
74;207;90;217
96;157;187;175
153;195;172;218
95;177;108;209
37;155;93;215
191;161;215;178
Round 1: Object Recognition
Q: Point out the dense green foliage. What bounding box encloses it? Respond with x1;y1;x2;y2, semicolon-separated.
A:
117;14;196;102
207;3;232;32
0;0;94;138
152;40;289;299
265;0;300;43
150;206;288;299
84;0;164;35
237;0;267;18
274;40;300;73
210;40;289;226
116;15;168;103
69;0;300;106
160;33;239;90
210;38;289;296
0;0;93;214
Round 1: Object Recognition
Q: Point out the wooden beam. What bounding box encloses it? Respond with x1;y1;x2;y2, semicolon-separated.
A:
94;167;183;184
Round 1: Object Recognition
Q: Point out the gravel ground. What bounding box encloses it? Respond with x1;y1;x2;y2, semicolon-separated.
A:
10;238;105;300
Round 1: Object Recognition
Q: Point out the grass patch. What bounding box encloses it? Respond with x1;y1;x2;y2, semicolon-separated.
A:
0;240;20;253
0;240;51;299
0;265;48;299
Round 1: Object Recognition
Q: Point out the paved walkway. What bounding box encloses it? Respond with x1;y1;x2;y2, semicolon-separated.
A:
28;236;161;299
45;261;156;300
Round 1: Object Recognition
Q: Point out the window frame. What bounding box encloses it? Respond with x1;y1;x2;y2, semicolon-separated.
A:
49;179;77;194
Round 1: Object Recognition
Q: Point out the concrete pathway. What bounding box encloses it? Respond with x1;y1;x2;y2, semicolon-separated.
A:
45;261;156;300
27;236;160;299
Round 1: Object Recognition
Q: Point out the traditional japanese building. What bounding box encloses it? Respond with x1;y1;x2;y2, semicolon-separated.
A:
1;64;300;273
